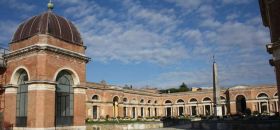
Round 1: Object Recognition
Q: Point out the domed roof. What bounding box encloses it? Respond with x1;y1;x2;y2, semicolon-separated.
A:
12;11;83;45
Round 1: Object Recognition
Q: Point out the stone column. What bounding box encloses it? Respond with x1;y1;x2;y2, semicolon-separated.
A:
26;81;56;128
258;102;261;113
73;86;86;126
4;85;17;128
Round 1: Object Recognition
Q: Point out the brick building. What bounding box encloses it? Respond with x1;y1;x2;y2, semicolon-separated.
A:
259;0;280;115
0;2;278;130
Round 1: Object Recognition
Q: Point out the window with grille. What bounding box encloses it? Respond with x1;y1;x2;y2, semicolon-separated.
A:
55;70;73;126
16;70;28;127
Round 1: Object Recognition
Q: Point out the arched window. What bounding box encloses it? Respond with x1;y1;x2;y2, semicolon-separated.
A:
177;99;184;104
16;70;28;127
165;100;172;104
123;97;128;103
140;99;144;103
190;98;198;103
148;100;151;104
257;93;268;99
154;100;157;104
92;95;99;100
203;97;211;102
55;70;74;126
275;93;278;97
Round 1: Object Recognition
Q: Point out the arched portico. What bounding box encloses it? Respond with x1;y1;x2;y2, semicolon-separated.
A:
189;98;198;116
236;95;246;114
165;100;172;117
176;99;185;116
202;97;212;116
113;96;119;117
256;93;269;113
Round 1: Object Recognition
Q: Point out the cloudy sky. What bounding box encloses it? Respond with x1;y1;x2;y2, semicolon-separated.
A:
0;0;276;88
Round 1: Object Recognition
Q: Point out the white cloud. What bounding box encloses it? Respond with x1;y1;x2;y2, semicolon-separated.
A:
221;0;253;5
0;20;18;45
197;5;216;18
0;0;36;12
200;18;221;28
59;0;188;65
165;0;203;12
55;0;274;88
226;13;239;20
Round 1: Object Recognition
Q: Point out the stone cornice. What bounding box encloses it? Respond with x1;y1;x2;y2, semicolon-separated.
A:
3;84;18;88
4;44;90;63
25;80;57;85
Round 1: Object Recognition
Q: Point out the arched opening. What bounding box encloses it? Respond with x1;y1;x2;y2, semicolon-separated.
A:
141;107;144;117
113;96;119;117
165;100;172;104
55;70;74;126
220;96;226;115
140;99;144;103
177;99;184;104
177;99;184;116
203;97;211;102
123;97;128;103
257;93;269;113
92;95;99;100
236;95;246;114
203;97;211;116
132;107;136;118
165;100;172;117
16;69;28;127
148;107;151;117
148;100;151;104
190;98;198;116
190;98;198;103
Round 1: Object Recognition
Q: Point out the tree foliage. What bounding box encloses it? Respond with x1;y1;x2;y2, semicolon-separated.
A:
159;82;190;93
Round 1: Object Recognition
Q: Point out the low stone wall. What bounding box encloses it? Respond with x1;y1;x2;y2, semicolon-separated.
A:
86;122;163;130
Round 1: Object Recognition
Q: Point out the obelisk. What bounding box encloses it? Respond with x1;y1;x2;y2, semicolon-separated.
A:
213;56;222;117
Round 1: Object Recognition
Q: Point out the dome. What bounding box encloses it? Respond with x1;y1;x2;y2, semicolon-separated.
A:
12;11;83;45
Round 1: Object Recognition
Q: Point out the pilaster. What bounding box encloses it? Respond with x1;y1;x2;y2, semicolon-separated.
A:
26;81;56;128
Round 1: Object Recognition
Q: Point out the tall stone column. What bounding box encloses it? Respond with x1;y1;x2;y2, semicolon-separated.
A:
213;57;222;117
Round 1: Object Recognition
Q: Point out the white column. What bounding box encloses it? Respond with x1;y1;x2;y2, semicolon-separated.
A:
165;108;167;116
190;106;192;116
224;105;227;115
258;102;261;113
97;106;100;119
203;105;206;115
276;101;279;112
267;101;270;113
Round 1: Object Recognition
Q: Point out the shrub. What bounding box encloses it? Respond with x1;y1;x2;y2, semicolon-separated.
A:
105;115;110;121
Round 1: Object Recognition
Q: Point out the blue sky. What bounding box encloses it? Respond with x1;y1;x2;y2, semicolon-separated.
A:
0;0;276;89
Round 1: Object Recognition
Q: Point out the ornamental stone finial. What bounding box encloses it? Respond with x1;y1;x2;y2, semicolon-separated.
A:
48;0;54;10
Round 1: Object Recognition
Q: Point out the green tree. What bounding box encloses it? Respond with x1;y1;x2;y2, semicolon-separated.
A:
179;82;190;92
